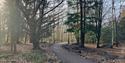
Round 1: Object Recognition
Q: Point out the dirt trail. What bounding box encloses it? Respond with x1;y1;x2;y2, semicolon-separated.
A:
51;43;97;63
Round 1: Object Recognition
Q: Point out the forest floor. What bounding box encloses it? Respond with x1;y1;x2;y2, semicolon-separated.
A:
63;43;125;63
0;43;124;63
0;43;61;63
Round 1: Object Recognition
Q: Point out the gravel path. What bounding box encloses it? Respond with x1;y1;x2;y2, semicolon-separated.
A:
51;43;97;63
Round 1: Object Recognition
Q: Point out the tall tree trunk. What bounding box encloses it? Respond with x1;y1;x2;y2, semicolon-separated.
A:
30;33;40;50
6;32;9;43
79;0;85;48
111;0;117;48
76;0;80;45
30;26;40;50
96;31;101;48
24;33;27;44
96;0;103;48
68;32;70;45
115;21;119;47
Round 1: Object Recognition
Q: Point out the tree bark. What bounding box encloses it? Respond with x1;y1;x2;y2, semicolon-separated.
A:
79;0;85;48
30;25;41;50
30;33;40;50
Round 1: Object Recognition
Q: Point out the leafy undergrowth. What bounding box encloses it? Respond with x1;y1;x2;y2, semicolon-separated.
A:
19;50;46;63
0;50;46;63
0;43;62;63
0;44;47;63
63;44;125;63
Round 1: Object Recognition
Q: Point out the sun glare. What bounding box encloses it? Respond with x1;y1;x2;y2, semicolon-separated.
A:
0;0;5;8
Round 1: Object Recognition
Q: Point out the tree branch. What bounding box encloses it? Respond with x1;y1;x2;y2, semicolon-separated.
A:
37;0;64;22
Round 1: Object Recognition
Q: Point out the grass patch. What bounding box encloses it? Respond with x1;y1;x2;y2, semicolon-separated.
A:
19;50;46;63
0;51;13;59
0;50;46;63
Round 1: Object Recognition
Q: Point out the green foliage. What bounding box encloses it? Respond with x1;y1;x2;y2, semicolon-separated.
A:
65;12;97;44
0;52;12;59
65;13;80;43
67;0;73;6
65;13;80;34
118;17;125;41
65;13;80;25
85;31;96;43
85;23;96;33
67;28;75;32
66;0;101;44
0;50;46;63
100;17;125;45
101;26;112;44
67;0;77;7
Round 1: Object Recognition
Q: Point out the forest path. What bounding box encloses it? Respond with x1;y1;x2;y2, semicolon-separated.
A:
51;43;97;63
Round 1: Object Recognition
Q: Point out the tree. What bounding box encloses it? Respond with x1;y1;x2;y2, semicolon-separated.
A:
17;0;64;49
79;0;86;48
65;13;80;44
85;31;96;44
66;0;103;48
118;17;125;41
65;13;97;45
80;0;103;48
101;26;112;46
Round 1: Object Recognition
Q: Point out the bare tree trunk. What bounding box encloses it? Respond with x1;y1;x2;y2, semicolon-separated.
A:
6;32;9;43
68;32;70;45
30;33;40;50
24;33;27;44
111;0;117;48
30;26;40;50
79;0;85;48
